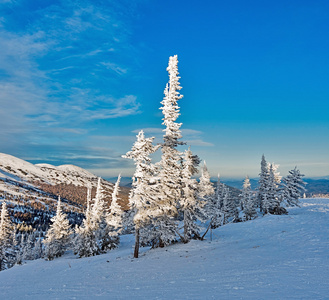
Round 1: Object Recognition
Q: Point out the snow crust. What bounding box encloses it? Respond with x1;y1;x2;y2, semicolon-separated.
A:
0;198;328;299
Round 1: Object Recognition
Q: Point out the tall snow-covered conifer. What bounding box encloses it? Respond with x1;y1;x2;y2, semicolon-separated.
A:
158;55;184;215
43;196;72;260
150;55;184;248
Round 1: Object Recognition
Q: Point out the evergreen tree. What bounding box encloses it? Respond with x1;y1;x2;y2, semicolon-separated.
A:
210;174;225;228
240;176;257;220
198;161;215;201
156;55;184;247
33;232;43;259
91;177;109;252
105;174;123;250
122;130;159;258
23;232;36;260
180;148;201;242
43;196;72;260
282;167;306;207
222;187;239;224
263;164;286;214
257;154;269;212
0;202;14;270
74;187;99;257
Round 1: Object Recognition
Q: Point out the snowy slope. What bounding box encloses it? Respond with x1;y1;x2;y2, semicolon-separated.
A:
0;152;99;186
0;198;328;299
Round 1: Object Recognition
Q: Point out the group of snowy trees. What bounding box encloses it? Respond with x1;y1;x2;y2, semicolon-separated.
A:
0;55;307;270
122;55;307;257
255;155;306;215
0;174;124;269
122;55;219;257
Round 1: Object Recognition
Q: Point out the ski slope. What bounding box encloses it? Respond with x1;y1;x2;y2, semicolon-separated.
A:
0;198;328;299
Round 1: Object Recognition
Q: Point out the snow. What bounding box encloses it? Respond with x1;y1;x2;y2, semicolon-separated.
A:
0;198;328;299
0;152;99;186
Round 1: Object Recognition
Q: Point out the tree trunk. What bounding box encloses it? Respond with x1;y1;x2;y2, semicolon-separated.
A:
134;228;139;258
201;221;212;240
183;210;188;243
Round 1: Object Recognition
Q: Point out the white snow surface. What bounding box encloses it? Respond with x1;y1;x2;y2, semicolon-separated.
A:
1;198;328;299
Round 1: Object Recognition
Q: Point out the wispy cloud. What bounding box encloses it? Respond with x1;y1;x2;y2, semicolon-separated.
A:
185;139;214;147
100;62;127;75
0;1;142;171
0;0;140;145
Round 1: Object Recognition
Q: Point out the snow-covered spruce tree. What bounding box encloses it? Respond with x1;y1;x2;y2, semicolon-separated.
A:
257;154;269;213
122;130;159;258
0;202;15;271
197;162;216;239
263;163;286;215
210;174;225;228
91;177;109;252
73;186;99;257
155;55;184;247
282;167;306;207
240;176;257;221
33;232;43;260
105;174;123;250
180;147;202;242
221;187;239;224
23;231;36;260
43;196;72;260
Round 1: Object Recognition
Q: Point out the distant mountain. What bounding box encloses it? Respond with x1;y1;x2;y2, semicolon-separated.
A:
0;153;131;230
303;178;329;196
213;176;329;197
0;153;99;186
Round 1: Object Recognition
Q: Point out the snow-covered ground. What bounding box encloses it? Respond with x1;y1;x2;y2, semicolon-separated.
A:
0;198;328;300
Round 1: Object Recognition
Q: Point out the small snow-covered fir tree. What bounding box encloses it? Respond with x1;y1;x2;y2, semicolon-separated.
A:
198;161;215;202
282;167;306;207
105;174;123;250
91;177;109;252
240;176;257;220
210;174;225;228
257;154;269;212
0;202;14;271
221;187;239;224
74;187;99;257
180;148;201;242
263;164;286;215
123;130;159;258
43;196;72;260
33;232;43;260
195;161;216;239
23;231;36;260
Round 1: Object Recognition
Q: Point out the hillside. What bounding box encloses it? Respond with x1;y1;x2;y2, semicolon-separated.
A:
0;198;328;299
0;153;130;229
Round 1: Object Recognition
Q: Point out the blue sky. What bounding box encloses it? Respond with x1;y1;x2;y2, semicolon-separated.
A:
0;0;328;179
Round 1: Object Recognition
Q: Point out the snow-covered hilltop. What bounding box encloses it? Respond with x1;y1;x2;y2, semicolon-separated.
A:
0;153;99;186
0;153;117;229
